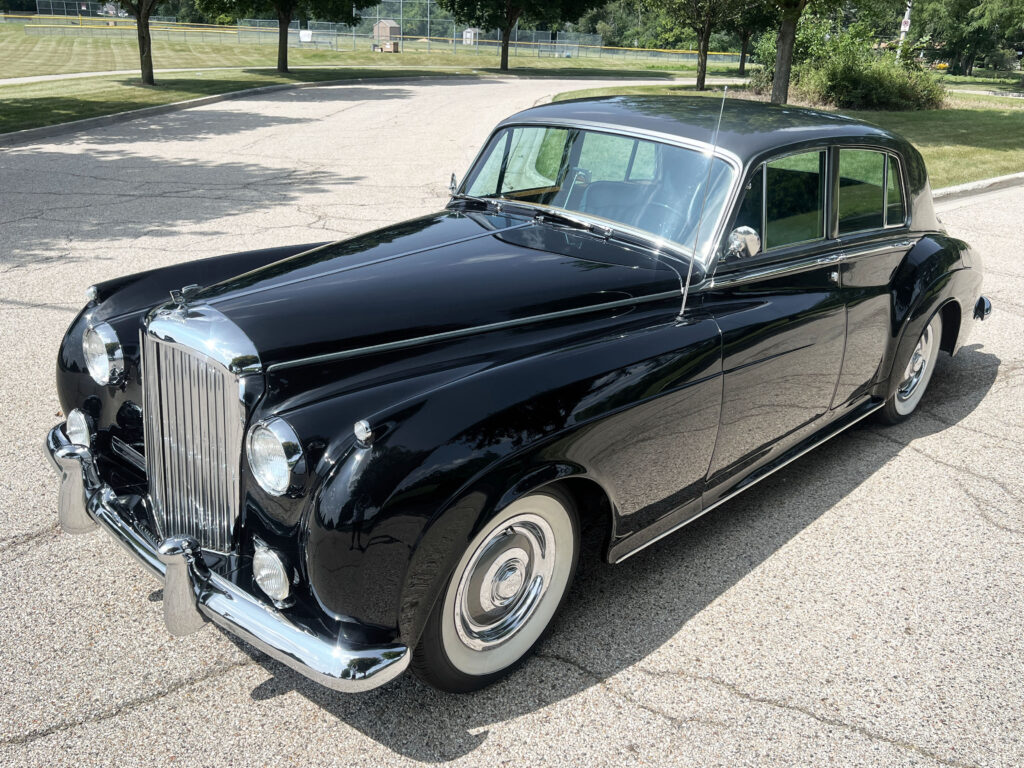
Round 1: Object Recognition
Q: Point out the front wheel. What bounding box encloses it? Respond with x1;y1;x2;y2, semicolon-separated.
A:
879;311;943;424
411;488;579;693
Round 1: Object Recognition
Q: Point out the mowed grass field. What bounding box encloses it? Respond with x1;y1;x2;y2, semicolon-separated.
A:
552;84;1024;188
0;21;740;79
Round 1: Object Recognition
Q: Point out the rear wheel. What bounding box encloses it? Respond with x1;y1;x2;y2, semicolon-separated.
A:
879;311;943;424
412;488;579;693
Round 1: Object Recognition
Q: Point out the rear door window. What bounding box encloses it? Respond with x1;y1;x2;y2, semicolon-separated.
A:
838;149;885;234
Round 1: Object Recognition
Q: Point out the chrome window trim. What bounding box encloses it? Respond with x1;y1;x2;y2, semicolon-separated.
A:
705;249;844;290
761;147;830;251
839;239;917;262
455;119;743;271
883;151;908;228
834;146;908;237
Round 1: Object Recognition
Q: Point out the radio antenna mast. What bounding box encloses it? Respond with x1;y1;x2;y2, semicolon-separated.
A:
680;86;727;317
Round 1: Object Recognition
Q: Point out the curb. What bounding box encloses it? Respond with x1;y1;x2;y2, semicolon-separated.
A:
0;74;477;148
932;171;1024;201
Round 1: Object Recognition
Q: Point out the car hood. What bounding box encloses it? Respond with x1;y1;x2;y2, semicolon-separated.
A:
196;209;683;369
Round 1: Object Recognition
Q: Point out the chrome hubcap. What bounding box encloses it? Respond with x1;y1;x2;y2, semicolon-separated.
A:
454;514;555;651
897;324;934;401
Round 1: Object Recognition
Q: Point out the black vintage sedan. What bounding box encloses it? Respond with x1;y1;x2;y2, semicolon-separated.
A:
46;96;991;693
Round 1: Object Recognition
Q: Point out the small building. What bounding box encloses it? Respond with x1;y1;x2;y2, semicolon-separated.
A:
373;19;400;43
463;27;483;45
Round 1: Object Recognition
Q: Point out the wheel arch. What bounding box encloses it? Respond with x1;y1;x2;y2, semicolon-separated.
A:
396;456;617;650
874;234;976;397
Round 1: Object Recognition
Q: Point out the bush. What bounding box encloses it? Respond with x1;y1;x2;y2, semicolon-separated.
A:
793;48;945;110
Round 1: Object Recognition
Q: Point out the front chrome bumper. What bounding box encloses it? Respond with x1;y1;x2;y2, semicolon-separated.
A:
45;424;409;693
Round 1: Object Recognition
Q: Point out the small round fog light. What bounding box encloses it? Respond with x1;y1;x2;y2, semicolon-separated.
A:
66;409;92;447
253;543;290;604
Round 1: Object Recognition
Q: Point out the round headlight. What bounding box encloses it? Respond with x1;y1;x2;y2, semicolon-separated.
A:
82;323;123;386
253;542;291;603
246;418;304;496
66;408;92;447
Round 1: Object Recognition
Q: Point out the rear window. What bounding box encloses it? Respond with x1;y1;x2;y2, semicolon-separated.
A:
886;155;905;226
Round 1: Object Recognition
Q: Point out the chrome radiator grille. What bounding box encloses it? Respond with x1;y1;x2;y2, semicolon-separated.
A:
142;332;244;553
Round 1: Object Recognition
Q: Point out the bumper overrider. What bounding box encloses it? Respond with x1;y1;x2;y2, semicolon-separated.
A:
45;423;409;693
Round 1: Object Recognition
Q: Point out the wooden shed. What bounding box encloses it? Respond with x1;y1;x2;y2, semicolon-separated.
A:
373;19;400;43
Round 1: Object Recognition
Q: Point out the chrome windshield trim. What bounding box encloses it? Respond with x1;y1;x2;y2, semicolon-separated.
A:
266;289;683;373
457;119;742;271
146;303;261;375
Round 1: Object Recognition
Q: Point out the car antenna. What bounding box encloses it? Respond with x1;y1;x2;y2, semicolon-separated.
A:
680;86;727;318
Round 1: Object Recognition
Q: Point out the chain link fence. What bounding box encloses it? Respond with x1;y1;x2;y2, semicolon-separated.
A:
16;0;741;64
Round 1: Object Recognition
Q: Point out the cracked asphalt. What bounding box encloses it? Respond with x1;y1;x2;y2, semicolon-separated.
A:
1;78;1022;767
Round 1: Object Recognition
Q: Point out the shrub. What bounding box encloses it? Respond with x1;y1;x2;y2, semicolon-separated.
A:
793;47;945;110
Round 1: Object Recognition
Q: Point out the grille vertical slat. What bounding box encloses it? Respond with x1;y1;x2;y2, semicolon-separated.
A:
142;332;244;553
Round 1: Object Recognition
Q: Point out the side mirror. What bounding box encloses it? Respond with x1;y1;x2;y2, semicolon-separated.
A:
449;172;458;195
727;226;761;259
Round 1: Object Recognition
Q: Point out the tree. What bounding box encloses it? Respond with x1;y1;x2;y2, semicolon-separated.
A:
198;0;373;73
120;0;161;85
769;0;811;103
726;0;778;75
436;0;605;71
665;0;740;90
913;0;1023;74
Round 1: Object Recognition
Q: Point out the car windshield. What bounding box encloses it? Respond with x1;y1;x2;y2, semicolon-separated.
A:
460;125;735;261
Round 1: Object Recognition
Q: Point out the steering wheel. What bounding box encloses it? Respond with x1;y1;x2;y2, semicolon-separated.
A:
634;202;681;238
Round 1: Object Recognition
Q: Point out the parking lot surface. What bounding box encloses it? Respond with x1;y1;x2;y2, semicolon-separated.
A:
0;78;1021;767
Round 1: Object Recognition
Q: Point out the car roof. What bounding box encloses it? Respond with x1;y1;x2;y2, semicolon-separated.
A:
500;96;905;163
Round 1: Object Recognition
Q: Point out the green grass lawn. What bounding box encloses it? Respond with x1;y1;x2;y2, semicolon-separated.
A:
551;84;1024;188
0;21;743;79
937;69;1023;94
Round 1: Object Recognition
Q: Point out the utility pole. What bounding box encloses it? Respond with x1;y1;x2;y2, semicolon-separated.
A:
896;0;913;58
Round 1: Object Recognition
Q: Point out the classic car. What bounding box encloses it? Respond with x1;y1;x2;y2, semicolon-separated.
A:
46;96;991;694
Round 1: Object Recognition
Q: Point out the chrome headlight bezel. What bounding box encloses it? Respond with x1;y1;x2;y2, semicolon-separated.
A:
82;322;124;386
65;408;93;447
246;418;305;497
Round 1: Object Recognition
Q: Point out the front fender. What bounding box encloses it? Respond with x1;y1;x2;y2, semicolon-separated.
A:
302;305;722;645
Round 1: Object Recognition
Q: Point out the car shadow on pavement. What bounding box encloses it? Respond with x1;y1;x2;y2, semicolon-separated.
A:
227;344;1000;762
0;148;356;270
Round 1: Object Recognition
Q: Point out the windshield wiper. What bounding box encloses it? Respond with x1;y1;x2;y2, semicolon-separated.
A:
531;208;613;237
448;193;497;210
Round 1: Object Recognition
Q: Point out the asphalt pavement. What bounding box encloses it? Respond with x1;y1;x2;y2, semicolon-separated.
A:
0;78;1021;767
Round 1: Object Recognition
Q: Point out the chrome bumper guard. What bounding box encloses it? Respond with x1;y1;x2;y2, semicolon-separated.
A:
45;424;409;693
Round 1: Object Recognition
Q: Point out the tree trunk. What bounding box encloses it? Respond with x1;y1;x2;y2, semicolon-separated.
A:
695;24;710;91
500;24;511;71
771;10;800;105
738;31;750;76
277;8;291;73
135;7;154;85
